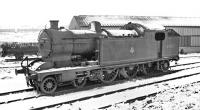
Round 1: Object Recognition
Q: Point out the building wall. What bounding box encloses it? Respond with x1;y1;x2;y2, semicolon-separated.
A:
178;36;200;47
69;18;81;30
191;36;200;46
165;26;200;47
179;47;200;53
165;26;200;36
179;36;191;47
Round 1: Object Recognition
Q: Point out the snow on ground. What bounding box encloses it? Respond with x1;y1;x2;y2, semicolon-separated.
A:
0;74;30;93
0;91;38;103
170;55;200;66
179;53;200;57
107;82;200;110
53;74;200;110
0;56;32;93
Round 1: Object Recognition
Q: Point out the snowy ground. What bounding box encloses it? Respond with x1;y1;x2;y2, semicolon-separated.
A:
0;56;35;93
107;82;200;110
48;72;200;110
0;53;200;110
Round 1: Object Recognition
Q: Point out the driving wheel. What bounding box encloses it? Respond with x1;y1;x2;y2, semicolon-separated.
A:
143;64;151;75
125;65;138;78
99;69;118;84
72;77;87;88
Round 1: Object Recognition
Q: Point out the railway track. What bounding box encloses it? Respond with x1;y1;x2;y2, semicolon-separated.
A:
1;59;200;109
28;64;200;109
171;61;200;68
0;65;21;68
53;61;200;96
99;81;200;110
179;55;200;59
0;88;35;104
31;68;200;110
0;88;34;96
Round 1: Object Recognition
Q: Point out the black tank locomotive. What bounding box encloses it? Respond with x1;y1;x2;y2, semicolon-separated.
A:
16;21;179;94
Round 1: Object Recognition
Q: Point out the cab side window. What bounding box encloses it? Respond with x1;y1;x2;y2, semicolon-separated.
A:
155;32;165;41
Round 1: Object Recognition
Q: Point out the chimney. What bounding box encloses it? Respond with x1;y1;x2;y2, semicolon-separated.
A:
90;21;101;33
50;20;59;30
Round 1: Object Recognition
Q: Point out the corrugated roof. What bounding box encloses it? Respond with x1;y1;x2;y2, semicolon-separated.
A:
72;15;200;29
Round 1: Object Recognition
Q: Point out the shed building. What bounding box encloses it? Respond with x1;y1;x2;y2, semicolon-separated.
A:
69;15;200;53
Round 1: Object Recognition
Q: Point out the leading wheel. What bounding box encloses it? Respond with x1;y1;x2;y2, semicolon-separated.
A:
72;77;87;88
40;76;57;94
99;69;118;84
161;60;170;72
29;79;37;88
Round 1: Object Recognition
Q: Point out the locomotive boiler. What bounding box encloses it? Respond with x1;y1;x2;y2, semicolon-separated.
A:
16;20;180;94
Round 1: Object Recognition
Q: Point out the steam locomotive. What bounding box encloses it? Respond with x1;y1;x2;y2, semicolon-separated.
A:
0;42;38;59
16;20;180;94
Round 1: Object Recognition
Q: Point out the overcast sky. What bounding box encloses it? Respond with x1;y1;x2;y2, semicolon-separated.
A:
0;0;200;28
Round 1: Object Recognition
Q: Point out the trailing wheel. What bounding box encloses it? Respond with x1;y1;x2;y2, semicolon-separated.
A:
161;60;170;72
40;76;57;94
99;69;118;84
124;65;138;78
72;77;87;88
